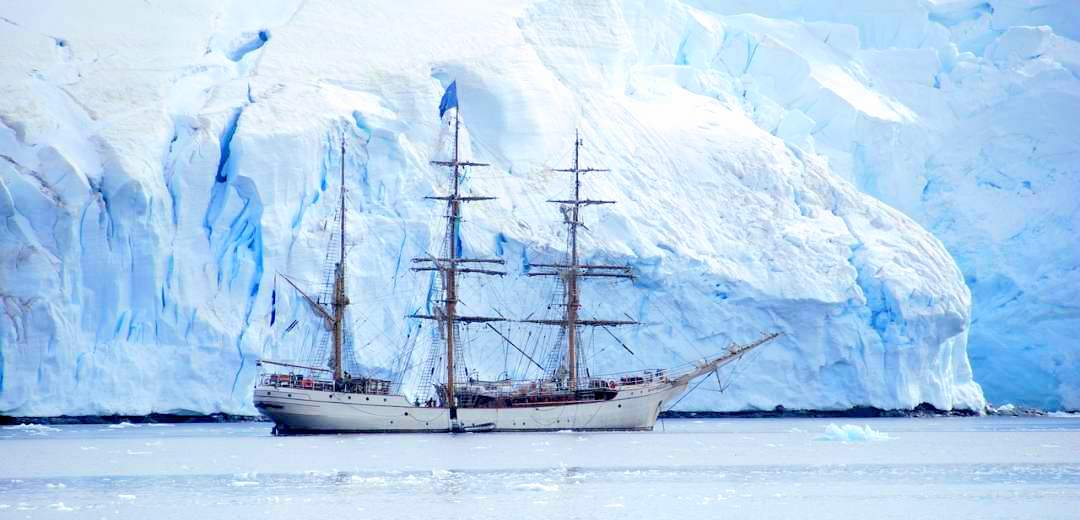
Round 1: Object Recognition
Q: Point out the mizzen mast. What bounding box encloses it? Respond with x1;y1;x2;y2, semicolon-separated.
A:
525;131;636;391
411;101;505;424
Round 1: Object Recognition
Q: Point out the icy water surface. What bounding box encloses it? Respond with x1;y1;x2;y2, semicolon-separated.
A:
1;417;1078;519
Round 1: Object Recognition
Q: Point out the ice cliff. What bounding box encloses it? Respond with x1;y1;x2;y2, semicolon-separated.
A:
683;0;1080;410
4;0;1067;416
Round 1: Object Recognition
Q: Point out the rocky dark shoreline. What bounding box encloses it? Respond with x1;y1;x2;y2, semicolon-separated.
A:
661;403;1077;419
660;403;981;419
0;413;269;426
4;402;1071;426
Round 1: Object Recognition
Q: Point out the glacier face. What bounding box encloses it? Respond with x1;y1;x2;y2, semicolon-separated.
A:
682;0;1080;410
3;0;1048;416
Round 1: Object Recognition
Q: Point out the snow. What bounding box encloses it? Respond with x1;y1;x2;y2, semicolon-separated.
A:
107;422;140;430
47;501;74;511
0;419;1077;519
4;424;60;434
1048;411;1080;419
985;25;1053;63
0;0;1071;416
672;0;1080;410
513;483;560;492
816;423;893;442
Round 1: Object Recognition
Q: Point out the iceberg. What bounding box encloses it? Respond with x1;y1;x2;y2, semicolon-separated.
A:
5;0;1050;417
685;0;1080;410
815;423;893;443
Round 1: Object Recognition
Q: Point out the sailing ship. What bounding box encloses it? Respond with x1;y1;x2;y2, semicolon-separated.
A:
254;83;780;433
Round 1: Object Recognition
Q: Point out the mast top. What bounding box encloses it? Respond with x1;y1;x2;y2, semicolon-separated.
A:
339;135;347;266
528;131;633;282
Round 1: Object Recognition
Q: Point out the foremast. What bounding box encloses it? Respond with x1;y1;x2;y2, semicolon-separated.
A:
411;107;505;424
525;131;636;391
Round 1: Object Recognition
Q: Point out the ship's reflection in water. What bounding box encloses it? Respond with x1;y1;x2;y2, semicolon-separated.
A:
1;417;1078;519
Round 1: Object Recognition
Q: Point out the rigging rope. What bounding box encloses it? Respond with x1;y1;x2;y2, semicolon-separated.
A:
662;370;712;412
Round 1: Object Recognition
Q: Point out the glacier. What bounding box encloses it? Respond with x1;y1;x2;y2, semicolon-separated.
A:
1;0;1068;416
682;0;1080;410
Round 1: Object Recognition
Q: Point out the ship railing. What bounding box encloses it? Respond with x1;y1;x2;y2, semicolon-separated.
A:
589;357;741;382
450;345;767;398
259;373;335;391
451;370;671;401
256;359;396;395
257;372;392;395
575;369;669;388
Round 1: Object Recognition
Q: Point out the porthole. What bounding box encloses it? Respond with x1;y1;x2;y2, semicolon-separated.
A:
348;396;351;400
329;394;334;398
287;393;292;397
404;412;409;416
617;404;622;408
383;398;387;402
365;397;369;401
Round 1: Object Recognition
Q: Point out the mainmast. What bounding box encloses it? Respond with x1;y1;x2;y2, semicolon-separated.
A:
411;105;505;424
331;138;349;383
525;131;636;390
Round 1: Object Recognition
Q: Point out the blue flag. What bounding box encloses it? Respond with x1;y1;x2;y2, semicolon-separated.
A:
438;81;458;118
269;288;277;326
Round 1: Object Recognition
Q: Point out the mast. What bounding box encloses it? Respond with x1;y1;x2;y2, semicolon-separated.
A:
525;130;636;390
411;103;505;423
332;137;348;383
566;131;582;390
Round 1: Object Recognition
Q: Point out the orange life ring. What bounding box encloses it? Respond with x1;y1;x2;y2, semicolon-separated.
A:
607;380;616;390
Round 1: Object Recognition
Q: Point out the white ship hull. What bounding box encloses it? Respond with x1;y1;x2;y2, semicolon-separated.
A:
254;381;689;433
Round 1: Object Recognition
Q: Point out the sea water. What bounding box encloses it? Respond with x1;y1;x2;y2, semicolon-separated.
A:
1;417;1078;519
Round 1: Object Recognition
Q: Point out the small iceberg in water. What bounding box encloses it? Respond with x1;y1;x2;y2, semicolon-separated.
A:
815;423;893;443
6;424;60;434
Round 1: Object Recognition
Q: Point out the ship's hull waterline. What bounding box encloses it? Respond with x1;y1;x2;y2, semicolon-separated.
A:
254;382;689;433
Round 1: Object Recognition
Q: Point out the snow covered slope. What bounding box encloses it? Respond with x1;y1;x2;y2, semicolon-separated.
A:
0;0;1017;415
684;0;1080;410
